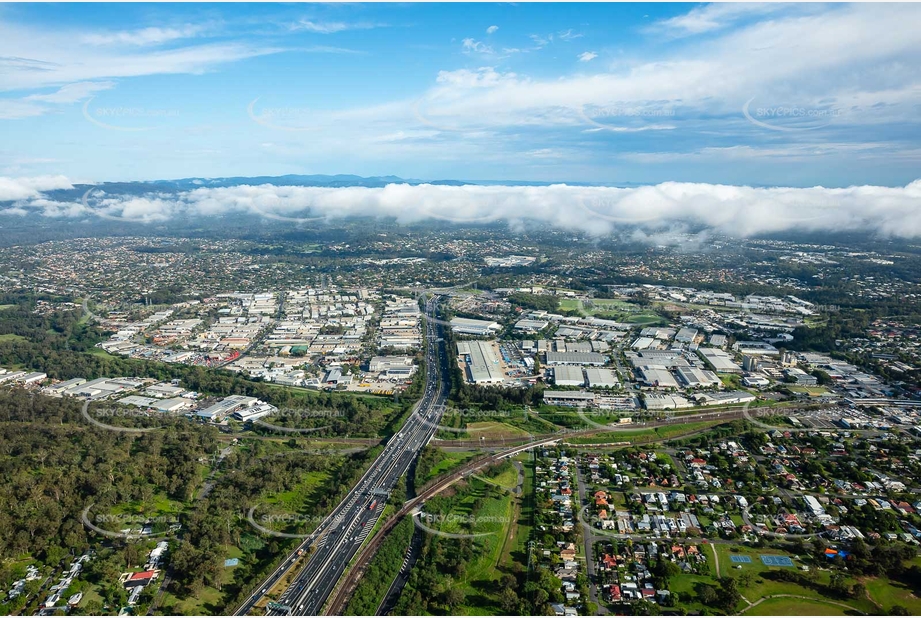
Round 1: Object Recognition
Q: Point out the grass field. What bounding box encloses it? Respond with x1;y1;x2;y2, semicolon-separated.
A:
864;576;921;613
506;455;534;568
79;584;104;610
101;494;186;534
788;386;832;396
0;333;26;343
418;449;480;487
564;420;725;445
627;313;667;324
668;573;719;615
513;411;564;433
253;467;340;537
492;458;530;585
428;476;517;614
667;544;874;615
712;544;874;614
558;299;583;312
557;298;665;325
263;470;331;511
479;461;520;491
87;347;118;358
0;304;14;311
742;597;853;615
465;421;533;439
159;585;224;615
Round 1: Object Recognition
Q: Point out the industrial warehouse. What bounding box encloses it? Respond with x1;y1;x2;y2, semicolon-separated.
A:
456;340;505;384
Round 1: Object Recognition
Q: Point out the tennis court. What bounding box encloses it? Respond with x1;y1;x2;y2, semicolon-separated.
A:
730;555;752;564
760;555;794;567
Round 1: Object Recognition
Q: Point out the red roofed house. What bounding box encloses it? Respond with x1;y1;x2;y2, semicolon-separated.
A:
123;570;159;588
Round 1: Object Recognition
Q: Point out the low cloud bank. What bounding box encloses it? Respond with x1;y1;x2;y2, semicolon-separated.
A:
0;175;72;202
3;177;921;238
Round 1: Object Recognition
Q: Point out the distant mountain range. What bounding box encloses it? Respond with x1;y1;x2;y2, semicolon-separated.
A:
157;174;626;189
36;174;631;203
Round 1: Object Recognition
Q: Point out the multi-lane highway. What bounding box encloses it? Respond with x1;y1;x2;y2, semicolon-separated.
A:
236;293;451;616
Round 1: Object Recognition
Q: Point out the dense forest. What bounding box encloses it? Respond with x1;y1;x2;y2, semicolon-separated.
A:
506;292;561;313
0;389;218;614
0;385;392;615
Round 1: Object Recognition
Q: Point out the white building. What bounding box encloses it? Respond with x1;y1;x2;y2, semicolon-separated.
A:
449;317;501;336
644;394;692;410
543;391;596;408
804;495;825;516
584;367;619;388
675;366;721;388
698;348;743;374
152;397;194;413
553;365;586;387
545;351;608;366
369;356;415;372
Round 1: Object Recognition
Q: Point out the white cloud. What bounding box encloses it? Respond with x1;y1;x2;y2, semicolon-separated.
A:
462;38;493;55
578;51;598;62
81;25;206;46
13;179;921;239
0;175;73;201
0;81;116;120
650;3;795;36
434;67;517;88
525;149;564;159
529;34;550;49
25;81;116;104
0;21;286;91
557;29;583;41
26;198;88;218
0;99;47;120
292;20;380;34
400;4;921;135
486;25;499;35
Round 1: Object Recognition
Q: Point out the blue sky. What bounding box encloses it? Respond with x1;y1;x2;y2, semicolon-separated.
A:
1;2;920;186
